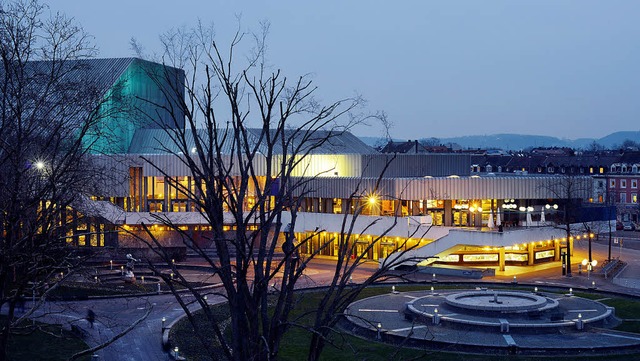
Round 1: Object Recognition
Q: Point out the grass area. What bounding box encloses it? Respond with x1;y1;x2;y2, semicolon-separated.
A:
598;297;640;333
47;279;210;300
48;282;153;299
169;303;231;360
170;284;640;360
3;318;91;361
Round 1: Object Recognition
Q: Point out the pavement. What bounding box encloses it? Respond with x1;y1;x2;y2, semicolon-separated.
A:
6;237;640;360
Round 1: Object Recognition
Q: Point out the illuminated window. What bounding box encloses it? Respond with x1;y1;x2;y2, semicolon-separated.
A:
622;180;627;188
535;250;555;259
462;254;499;262
610;179;616;188
633;180;638;189
633;194;638;203
599;167;604;174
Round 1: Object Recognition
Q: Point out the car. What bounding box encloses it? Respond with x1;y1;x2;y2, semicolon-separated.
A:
616;221;624;231
623;222;635;231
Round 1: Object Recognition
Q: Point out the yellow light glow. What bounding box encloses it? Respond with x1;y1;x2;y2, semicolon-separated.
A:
368;195;377;205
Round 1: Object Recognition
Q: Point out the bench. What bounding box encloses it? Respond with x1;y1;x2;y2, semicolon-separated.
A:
603;259;624;279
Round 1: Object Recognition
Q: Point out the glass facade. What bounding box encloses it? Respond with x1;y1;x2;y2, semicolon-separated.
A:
86;59;185;154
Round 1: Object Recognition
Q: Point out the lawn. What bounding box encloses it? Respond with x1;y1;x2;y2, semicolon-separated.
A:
169;284;640;361
3;318;91;361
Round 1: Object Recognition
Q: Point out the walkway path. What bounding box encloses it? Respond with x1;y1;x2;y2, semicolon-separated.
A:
12;238;640;360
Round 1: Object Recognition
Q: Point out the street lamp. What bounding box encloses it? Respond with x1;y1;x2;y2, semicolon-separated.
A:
547;203;572;277
469;205;482;227
587;259;598;279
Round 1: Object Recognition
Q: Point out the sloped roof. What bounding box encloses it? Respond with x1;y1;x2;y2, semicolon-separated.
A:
380;140;428;154
17;58;135;98
128;128;377;155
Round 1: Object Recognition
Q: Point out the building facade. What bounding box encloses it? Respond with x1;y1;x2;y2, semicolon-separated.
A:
57;59;615;270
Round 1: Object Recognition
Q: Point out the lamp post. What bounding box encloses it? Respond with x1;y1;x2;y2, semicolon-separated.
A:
469;205;482;228
588;259;597;279
548;203;571;277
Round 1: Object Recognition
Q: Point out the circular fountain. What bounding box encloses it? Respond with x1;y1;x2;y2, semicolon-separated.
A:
344;287;629;355
444;290;558;313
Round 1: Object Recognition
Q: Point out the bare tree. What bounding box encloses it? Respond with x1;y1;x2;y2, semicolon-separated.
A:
128;22;425;361
545;174;594;277
0;1;118;357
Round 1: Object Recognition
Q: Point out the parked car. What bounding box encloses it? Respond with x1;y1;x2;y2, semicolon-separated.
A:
623;222;635;231
616;221;624;231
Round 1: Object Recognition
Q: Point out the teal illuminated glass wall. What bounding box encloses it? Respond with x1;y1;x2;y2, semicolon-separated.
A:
86;59;185;154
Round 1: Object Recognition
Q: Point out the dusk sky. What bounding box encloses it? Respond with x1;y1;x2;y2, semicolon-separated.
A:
52;1;640;141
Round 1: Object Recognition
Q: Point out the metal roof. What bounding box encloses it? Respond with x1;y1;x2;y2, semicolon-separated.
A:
127;128;377;155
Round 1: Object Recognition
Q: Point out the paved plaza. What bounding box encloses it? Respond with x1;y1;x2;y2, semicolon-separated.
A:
5;236;640;359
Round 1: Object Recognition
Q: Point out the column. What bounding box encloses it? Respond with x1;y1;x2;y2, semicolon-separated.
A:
554;238;560;261
323;198;333;214
528;243;535;266
499;247;505;272
341;198;349;214
570;237;574;256
444;200;453;227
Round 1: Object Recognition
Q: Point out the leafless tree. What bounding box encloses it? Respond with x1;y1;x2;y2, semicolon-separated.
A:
0;1;121;357
129;22;426;361
545;174;594;277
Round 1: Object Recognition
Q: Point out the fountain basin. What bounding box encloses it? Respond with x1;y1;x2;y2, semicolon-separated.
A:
444;290;557;313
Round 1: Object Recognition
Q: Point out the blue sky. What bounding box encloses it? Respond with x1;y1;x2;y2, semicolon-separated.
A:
51;1;640;140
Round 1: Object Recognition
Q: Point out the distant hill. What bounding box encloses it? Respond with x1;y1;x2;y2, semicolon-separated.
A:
359;131;640;151
440;134;572;150
598;131;640;148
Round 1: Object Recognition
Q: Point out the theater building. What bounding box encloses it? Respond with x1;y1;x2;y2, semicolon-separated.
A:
61;58;613;270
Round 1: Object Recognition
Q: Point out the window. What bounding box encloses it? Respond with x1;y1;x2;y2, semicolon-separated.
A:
620;193;627;203
633;180;638;189
633;165;638;173
547;166;555;173
623;165;628;173
622;180;627;189
633;194;638;203
589;167;594;174
599;167;604;174
610;179;616;188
